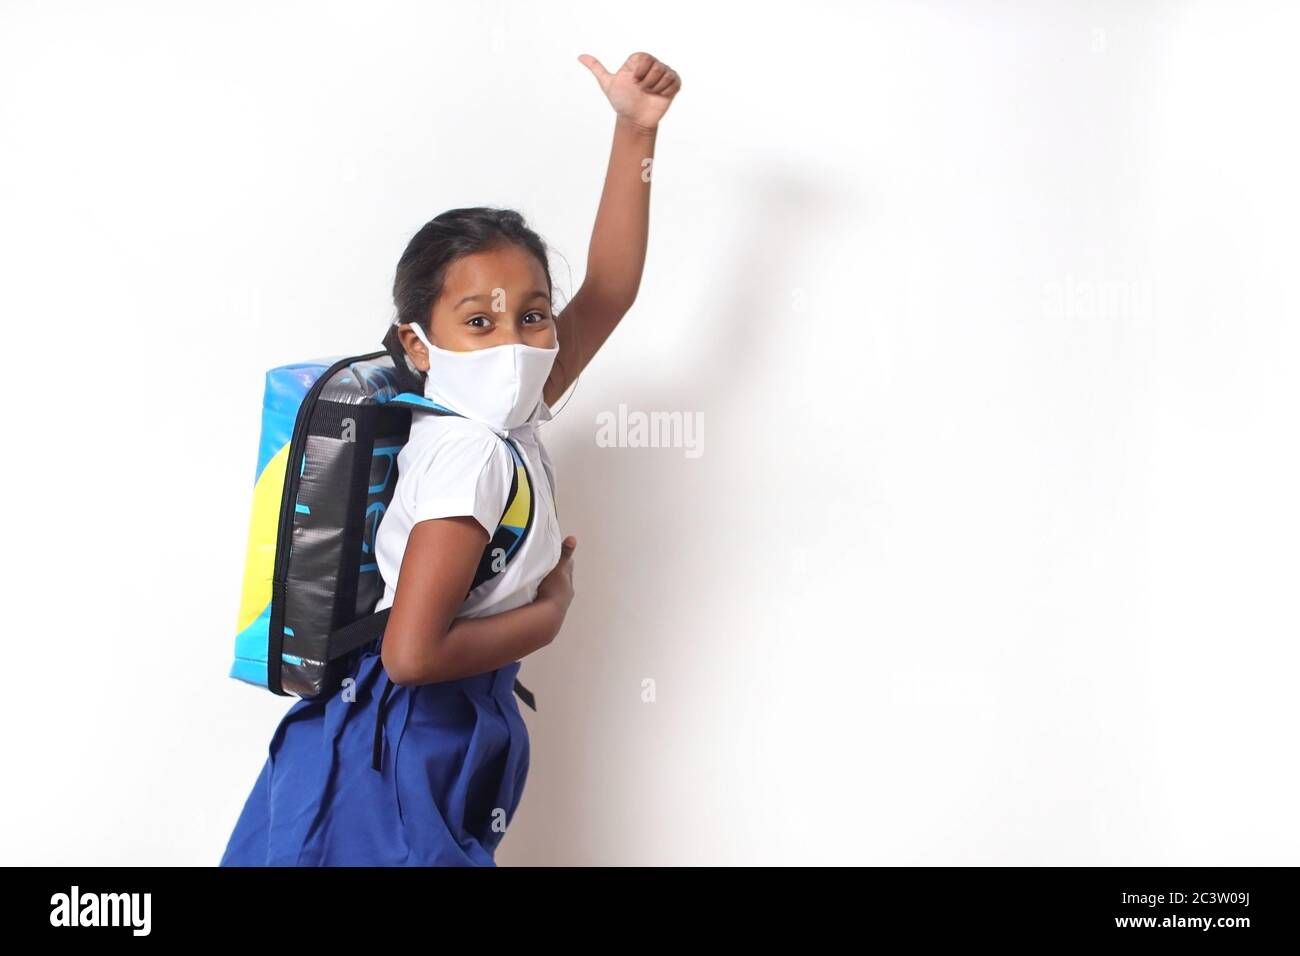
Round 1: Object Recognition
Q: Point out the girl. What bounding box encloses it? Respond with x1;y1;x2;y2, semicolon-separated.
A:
220;51;681;866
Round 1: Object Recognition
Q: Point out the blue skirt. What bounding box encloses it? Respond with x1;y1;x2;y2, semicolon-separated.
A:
220;639;530;866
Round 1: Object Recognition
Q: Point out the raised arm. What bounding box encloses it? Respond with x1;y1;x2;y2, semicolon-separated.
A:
544;52;682;407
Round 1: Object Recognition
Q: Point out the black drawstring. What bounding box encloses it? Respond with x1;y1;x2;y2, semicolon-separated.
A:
371;673;397;772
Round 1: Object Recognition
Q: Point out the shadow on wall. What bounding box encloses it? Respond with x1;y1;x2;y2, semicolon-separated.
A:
500;163;866;865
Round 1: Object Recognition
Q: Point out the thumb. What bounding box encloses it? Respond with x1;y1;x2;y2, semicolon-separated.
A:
577;54;612;87
560;534;577;554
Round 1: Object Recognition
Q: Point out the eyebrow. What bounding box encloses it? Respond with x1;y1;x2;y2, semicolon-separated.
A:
452;290;550;310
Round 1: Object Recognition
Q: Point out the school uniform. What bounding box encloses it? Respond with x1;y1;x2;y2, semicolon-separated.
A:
220;398;561;866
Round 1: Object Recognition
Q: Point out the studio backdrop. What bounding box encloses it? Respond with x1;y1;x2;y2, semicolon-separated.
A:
1;0;1296;865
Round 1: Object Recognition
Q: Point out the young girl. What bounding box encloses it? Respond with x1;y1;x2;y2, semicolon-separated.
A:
220;51;681;866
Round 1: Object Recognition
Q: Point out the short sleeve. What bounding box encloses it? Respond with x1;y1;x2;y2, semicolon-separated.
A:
411;425;515;539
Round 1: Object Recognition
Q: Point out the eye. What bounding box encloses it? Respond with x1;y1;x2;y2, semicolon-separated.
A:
523;310;549;325
467;315;490;328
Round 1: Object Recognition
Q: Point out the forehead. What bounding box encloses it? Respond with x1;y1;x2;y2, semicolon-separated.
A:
440;245;547;297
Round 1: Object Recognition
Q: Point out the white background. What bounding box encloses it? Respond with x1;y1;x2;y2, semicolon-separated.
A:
1;0;1296;865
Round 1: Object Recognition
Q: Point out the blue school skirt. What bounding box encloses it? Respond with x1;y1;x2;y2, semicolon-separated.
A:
220;638;530;866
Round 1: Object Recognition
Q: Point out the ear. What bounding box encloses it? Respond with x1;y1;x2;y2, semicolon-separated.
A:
396;323;430;372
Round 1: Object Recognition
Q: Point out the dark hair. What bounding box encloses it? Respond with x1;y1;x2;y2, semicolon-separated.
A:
383;206;555;388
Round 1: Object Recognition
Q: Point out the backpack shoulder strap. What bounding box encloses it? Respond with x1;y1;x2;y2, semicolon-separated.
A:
466;434;533;593
385;391;461;416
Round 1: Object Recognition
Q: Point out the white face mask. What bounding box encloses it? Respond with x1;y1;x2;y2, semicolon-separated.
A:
408;322;559;436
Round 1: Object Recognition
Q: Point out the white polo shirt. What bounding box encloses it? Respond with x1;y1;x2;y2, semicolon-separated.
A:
373;399;562;619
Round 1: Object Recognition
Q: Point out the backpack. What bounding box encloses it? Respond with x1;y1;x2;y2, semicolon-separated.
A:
229;325;541;710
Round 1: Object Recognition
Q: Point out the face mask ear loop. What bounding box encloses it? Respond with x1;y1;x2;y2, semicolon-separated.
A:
408;321;434;357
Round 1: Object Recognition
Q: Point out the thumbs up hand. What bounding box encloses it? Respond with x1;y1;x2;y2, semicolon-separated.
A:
577;51;682;132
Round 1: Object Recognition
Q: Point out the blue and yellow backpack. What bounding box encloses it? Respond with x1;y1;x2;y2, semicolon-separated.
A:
229;325;539;710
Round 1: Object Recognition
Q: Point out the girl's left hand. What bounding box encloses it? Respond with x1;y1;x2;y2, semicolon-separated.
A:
577;51;681;132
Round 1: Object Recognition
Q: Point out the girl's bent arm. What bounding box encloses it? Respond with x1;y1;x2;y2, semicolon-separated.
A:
381;516;561;686
406;597;564;687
